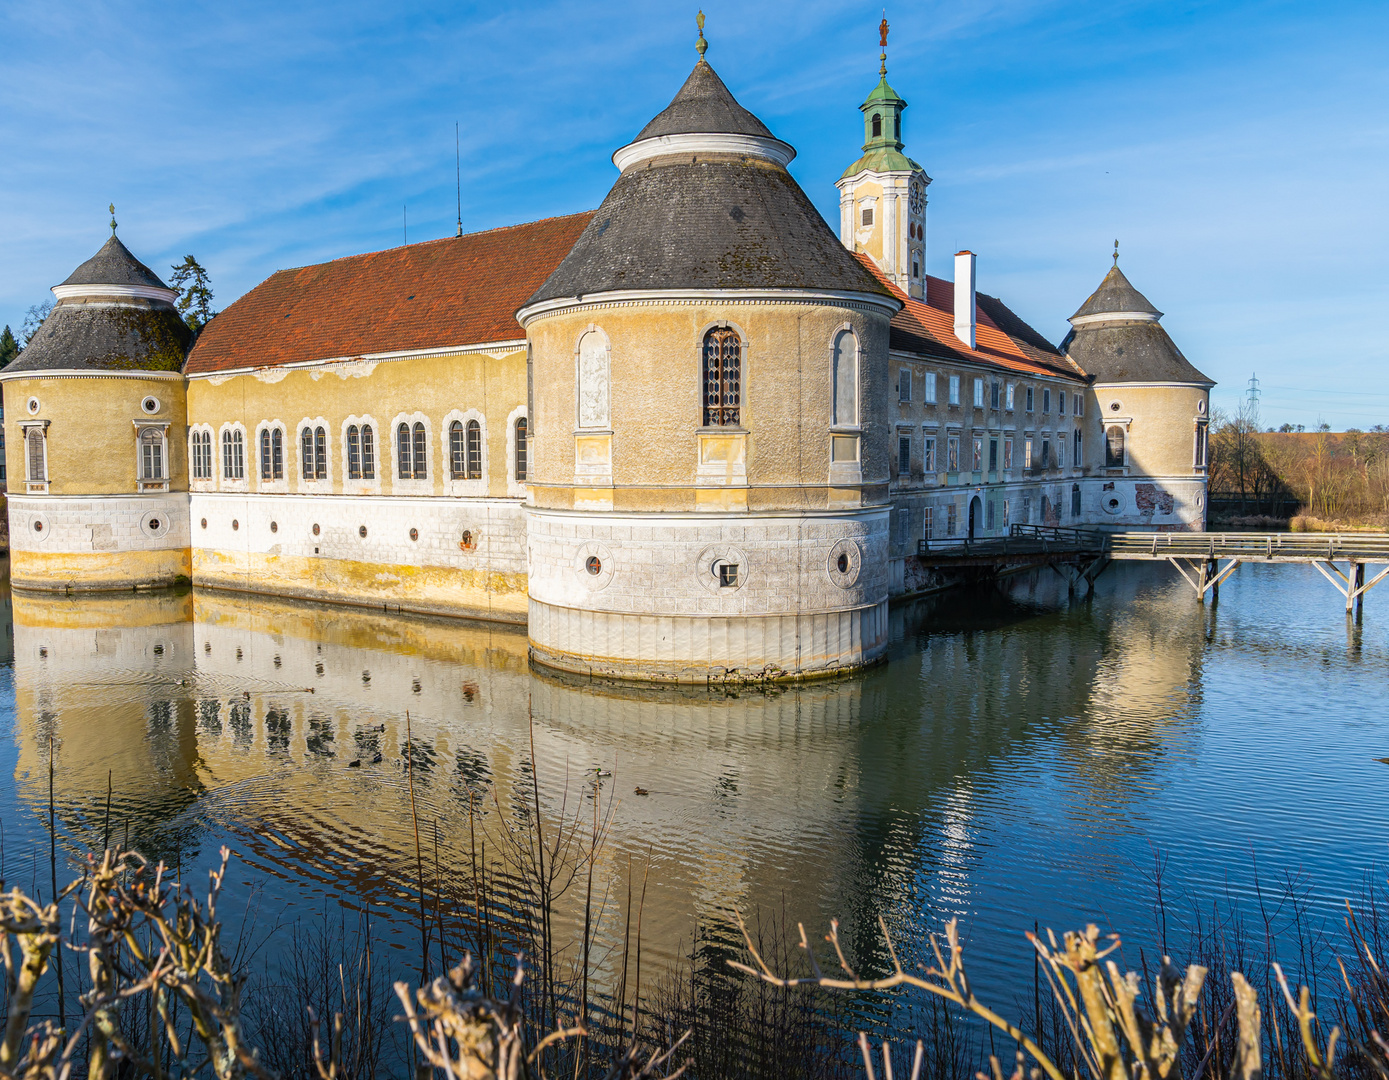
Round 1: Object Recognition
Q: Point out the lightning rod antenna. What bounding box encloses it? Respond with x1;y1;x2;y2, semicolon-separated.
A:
456;122;463;238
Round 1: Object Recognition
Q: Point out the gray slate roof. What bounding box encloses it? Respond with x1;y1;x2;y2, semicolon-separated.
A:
635;60;773;141
5;298;192;373
1070;265;1161;320
528;62;892;306
59;235;173;291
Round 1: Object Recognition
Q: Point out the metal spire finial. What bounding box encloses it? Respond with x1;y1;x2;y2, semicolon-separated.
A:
109;203;117;236
696;11;707;59
1112;239;1119;266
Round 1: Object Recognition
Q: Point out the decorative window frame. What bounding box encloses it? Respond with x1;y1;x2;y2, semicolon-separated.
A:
574;324;612;432
1103;418;1132;472
19;419;49;494
188;424;217;490
442;408;487;497
295;415;333;493
506;404;529;498
697;320;749;430
217;422;248;491
388;411;432;495
829;322;860;431
254;420;289;493
133;420;171;492
340;415;381;495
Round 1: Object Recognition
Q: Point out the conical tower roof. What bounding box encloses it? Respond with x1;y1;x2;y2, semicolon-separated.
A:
59;234;174;292
523;58;893;311
1062;261;1211;386
636;60;773;140
1069;264;1161;322
3;232;191;375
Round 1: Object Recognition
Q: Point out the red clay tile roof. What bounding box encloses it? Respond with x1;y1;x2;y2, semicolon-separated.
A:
854;254;1083;380
186;212;594;374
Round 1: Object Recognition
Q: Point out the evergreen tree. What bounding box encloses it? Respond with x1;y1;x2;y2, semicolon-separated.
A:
0;325;17;368
169;255;216;332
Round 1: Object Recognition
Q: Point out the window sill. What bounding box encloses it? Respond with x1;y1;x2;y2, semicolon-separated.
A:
138;481;170;493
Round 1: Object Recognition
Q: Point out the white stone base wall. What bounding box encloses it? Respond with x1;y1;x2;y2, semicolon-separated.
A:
525;506;891;680
190;493;529;621
1083;476;1207;531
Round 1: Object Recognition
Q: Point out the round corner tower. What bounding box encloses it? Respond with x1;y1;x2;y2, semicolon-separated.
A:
2;229;193;590
1063;261;1214;530
518;49;902;682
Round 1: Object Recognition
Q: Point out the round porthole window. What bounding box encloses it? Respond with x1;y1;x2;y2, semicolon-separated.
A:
140;515;169;539
33;520;43;532
232;519;240;531
358;525;368;538
409;527;419;541
696;545;748;594
460;530;476;551
200;518;208;529
585;555;602;575
826;539;863;589
141;396;160;414
312;523;321;536
1197;399;1207;415
1109;401;1122;413
26;397;39;415
29;512;51;542
270;521;278;533
1102;492;1125;515
837;552;850;574
575;541;615;591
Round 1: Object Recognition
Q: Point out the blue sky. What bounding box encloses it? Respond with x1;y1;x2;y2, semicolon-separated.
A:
2;0;1385;428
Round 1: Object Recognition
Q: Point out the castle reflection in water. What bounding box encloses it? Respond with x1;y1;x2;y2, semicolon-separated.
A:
4;563;1211;990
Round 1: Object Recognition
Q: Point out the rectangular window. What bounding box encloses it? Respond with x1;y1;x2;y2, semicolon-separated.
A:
412;423;427;479
988;438;998;472
973;378;984;408
924;373;937;404
898;369;912;402
302;427;315;480
1106;426;1125;467
1074;428;1082;465
1024;438;1033;469
1042;439;1051;468
1043;388;1051;414
972;437;983;471
1059;391;1066;416
946;503;957;536
1072;483;1082;518
260;429;273;482
1057;442;1065;469
1002;499;1010;527
26;428;45;483
314;428;326;480
1194;422;1208;467
1022;495;1031;521
861;207;874;227
1006;384;1015;410
987;500;995;530
1004;439;1013;470
362;425;375;478
923;436;935;473
1025;387;1034;413
515;417;529;481
898;435;911;475
140;429;164;481
948;375;960;406
1075;394;1084;417
348;425;362;479
990;381;1000;409
923;506;934;541
947;435;960;471
703;328;741;426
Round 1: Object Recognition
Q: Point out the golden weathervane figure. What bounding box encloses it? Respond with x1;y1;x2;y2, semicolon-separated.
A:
696;11;707;58
880;13;889;48
109;202;117;236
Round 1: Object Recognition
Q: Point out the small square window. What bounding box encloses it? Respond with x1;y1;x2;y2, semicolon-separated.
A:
861;207;874;227
718;562;739;588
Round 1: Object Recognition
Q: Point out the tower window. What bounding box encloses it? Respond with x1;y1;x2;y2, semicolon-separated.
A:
1106;426;1126;468
514;417;528;481
140;427;166;482
872;113;882;138
861;207;874;227
703;328;742;427
894;114;901;140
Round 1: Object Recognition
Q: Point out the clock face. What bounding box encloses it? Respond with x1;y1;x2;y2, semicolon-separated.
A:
908;179;925;215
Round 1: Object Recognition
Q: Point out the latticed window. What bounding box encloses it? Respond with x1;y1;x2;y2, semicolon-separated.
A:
360;424;375;479
223;429;243;480
397;422;427;479
271;429;283;479
347;425;361;479
467;420;482;479
514;417;528;481
260;430;273;481
397;423;411;479
301;427;315;479
412;422;426;479
1106;426;1125;468
449;421;465;479
26;428;45;482
702;328;741;426
140;428;165;481
314;427;327;480
190;430;212;479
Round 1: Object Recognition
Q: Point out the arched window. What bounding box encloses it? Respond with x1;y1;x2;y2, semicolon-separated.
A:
871;113;882;138
347;425;361;479
271;428;283;479
702;328;741;426
314;427;327;479
223;430;235;479
466;419;482;479
26;428;45;483
832;329;858;427
140;428;165;481
449;421;465;479
894;114;900;140
1105;425;1126;468
361;424;375;479
514;417;528;482
301;426;314;479
190;430;212;480
223;429;244;480
397;423;411;479
412;422;427;479
260;429;273;481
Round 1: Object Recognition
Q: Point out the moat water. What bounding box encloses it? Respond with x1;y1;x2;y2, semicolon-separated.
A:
2;557;1387;1057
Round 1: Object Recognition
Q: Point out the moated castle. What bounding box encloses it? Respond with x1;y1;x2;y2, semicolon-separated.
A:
0;35;1214;682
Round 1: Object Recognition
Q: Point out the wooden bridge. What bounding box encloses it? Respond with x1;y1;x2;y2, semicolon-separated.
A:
917;526;1389;612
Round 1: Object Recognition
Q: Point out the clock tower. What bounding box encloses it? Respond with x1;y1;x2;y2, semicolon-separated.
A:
835;24;930;300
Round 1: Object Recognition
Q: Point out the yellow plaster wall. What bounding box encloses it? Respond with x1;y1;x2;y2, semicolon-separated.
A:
187;349;526;497
10;548;192;593
526;302;892;512
1093;384;1209;478
4;375;187;495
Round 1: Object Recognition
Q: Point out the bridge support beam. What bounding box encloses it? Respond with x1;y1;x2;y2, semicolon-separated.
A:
1169;557;1241;603
1312;560;1389;614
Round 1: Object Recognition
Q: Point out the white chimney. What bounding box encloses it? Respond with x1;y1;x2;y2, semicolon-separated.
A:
954;250;977;350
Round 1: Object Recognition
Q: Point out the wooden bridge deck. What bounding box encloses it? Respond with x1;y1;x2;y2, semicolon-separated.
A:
915;526;1389;611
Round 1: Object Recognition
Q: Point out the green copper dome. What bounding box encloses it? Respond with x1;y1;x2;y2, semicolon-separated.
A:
841;60;924;178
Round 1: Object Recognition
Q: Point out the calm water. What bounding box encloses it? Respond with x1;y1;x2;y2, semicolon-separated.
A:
2;556;1388;1044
